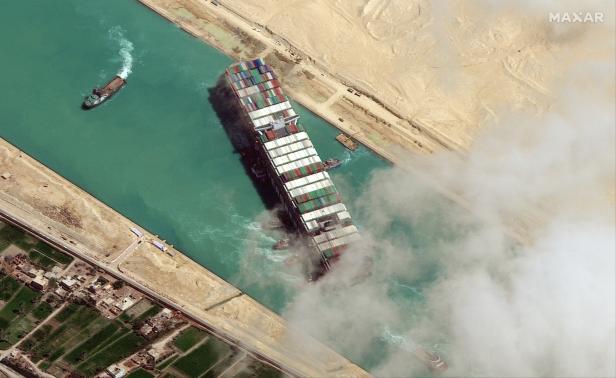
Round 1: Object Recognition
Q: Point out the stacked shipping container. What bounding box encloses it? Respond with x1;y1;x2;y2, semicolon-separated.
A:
226;58;360;270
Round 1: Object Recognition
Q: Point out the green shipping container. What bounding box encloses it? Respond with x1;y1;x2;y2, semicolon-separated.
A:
298;193;339;213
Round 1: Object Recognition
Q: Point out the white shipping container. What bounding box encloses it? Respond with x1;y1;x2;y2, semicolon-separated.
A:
284;172;330;191
304;220;319;232
337;211;351;222
252;111;297;129
301;203;347;223
252;115;275;128
268;139;313;158
272;147;317;167
236;85;261;98
312;225;358;244
264;132;308;150
289;178;333;198
275;155;321;175
249;101;291;120
317;232;361;252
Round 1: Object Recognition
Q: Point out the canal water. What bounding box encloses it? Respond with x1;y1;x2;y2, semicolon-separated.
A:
0;0;389;308
0;1;461;372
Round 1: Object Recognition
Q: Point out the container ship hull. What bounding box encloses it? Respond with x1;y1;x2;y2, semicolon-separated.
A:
225;58;360;277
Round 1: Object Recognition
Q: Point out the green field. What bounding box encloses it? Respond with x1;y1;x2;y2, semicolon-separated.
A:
32;301;54;320
120;299;159;324
32;241;73;265
235;360;283;378
19;324;52;352
28;249;57;269
64;322;122;364
0;281;43;348
173;326;207;352
132;303;162;324
54;302;79;322
76;332;146;376
201;351;239;378
0;223;32;251
156;353;179;370
28;304;102;362
21;302;147;376
0;221;73;267
0;315;34;346
126;368;155;378
0;275;22;301
0;285;41;324
172;337;229;377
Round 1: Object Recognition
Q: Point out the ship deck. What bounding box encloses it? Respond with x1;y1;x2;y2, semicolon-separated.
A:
225;58;360;270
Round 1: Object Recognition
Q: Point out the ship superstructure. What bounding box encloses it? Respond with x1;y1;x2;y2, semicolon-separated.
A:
225;58;360;274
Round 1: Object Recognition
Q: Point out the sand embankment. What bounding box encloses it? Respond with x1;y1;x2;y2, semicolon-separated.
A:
136;0;612;243
137;0;608;159
0;138;369;377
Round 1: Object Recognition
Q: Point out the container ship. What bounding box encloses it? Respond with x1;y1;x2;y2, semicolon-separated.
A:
225;58;360;277
82;75;126;110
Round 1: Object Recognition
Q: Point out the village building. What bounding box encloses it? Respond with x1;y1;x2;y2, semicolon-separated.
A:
59;277;79;291
30;276;49;291
105;364;126;378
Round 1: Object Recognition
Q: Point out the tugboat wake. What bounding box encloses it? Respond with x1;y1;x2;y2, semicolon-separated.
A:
82;27;133;110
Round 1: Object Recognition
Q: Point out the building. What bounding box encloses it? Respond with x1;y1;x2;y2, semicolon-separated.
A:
44;266;62;280
54;287;68;299
59;277;79;291
146;347;172;364
26;268;39;278
114;295;137;313
225;58;361;276
105;364;126;378
30;276;49;291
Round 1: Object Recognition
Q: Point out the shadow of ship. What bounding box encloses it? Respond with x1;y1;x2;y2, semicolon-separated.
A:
207;77;294;228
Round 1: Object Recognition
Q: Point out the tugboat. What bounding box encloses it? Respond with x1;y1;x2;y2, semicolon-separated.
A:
272;238;290;250
82;75;126;110
413;347;448;373
323;158;342;170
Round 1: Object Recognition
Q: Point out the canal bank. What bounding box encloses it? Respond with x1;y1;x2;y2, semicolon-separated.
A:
0;0;389;314
0;137;369;377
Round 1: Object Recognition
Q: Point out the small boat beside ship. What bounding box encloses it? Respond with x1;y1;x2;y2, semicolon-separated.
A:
336;133;358;151
82;75;126;110
323;158;342;170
